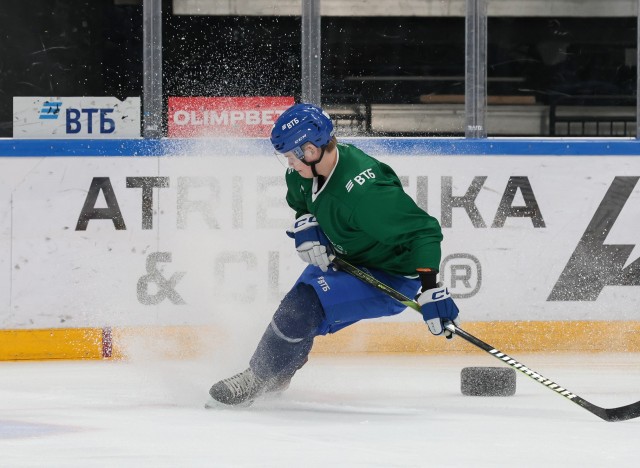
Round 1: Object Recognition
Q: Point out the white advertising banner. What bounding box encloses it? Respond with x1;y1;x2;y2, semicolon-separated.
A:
12;97;141;138
0;151;639;329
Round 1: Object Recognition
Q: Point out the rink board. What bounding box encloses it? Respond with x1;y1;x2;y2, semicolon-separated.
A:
0;138;639;359
2;321;640;360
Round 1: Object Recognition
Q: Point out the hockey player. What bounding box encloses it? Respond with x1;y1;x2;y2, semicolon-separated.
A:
208;103;459;406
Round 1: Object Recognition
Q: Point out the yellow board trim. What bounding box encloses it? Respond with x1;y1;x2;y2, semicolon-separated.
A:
0;328;104;360
2;321;640;361
313;321;640;354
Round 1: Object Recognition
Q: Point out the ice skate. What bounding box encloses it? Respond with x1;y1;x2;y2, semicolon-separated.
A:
205;368;297;409
206;368;266;408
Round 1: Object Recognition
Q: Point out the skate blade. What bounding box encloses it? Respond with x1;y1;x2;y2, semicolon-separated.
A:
204;397;254;410
204;398;223;409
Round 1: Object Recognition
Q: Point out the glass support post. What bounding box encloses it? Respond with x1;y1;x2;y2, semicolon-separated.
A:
143;0;163;138
301;0;321;106
465;0;487;138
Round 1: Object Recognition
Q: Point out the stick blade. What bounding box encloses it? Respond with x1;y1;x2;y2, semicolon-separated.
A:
577;398;640;422
605;401;640;422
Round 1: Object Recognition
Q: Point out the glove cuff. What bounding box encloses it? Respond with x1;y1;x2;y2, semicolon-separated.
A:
417;283;451;306
290;214;319;234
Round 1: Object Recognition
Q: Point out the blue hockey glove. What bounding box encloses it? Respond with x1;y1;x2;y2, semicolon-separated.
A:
417;283;460;339
286;214;334;272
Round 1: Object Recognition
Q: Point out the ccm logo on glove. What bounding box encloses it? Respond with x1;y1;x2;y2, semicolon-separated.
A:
293;215;318;230
429;287;449;301
287;214;334;272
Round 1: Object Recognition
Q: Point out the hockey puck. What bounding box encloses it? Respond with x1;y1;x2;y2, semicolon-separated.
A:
461;367;516;396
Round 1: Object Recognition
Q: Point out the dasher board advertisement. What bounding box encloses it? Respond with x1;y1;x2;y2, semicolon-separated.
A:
167;96;294;138
0;150;639;329
13;97;141;139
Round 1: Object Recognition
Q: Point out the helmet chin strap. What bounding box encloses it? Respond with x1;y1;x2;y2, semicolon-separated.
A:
301;146;326;177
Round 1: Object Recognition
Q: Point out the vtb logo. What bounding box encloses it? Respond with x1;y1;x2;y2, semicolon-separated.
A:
39;100;62;120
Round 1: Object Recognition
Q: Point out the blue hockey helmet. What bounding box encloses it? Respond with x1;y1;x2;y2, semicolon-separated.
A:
270;103;335;159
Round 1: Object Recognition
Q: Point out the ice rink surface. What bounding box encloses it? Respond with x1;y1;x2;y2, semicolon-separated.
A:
1;352;640;467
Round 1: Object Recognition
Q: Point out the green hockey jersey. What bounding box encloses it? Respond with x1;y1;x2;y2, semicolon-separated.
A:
285;143;443;276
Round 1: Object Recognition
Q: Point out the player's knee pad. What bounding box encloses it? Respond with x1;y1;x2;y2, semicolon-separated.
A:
271;283;324;341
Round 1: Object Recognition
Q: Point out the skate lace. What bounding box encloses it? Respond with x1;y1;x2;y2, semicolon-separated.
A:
222;369;262;397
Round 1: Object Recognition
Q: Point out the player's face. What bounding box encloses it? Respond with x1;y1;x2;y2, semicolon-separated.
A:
285;144;318;178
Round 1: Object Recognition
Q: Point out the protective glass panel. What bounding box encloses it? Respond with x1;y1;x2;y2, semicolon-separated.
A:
486;0;637;137
1;0;143;138
322;15;465;136
164;4;301;137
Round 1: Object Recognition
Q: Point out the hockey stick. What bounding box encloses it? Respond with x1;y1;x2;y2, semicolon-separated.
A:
330;255;640;422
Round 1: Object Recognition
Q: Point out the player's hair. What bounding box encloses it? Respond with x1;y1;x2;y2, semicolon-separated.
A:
326;136;337;152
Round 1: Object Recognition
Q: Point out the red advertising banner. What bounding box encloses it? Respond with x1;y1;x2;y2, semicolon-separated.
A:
167;96;295;138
